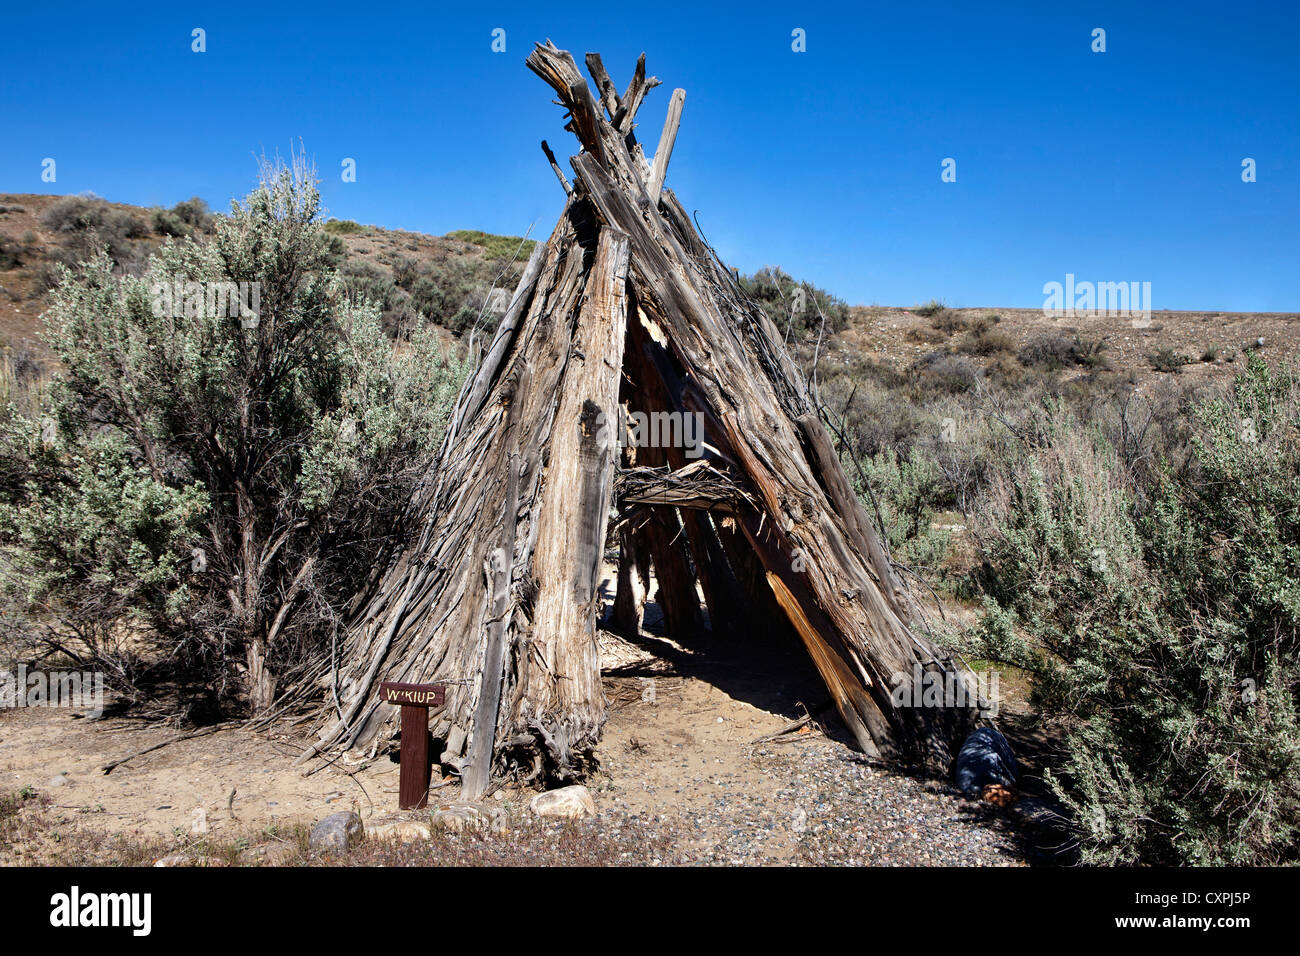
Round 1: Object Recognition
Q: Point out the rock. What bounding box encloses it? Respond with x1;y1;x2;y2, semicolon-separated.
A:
309;811;365;855
45;774;69;789
238;843;298;866
953;726;1018;798
529;785;596;819
153;853;193;867
369;821;433;843
190;807;208;835
431;803;485;832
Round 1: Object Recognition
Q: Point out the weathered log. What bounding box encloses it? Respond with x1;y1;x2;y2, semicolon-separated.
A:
647;88;685;202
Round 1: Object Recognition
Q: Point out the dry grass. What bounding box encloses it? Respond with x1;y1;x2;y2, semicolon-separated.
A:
0;788;691;867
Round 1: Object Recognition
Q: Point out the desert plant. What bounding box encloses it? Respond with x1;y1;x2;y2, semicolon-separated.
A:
445;229;537;262
1149;346;1190;373
323;219;366;235
0;158;469;716
39;194;149;268
737;266;850;341
971;355;1300;864
1018;332;1108;371
930;308;967;334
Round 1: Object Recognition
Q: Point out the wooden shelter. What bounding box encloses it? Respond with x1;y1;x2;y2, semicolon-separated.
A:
305;42;977;797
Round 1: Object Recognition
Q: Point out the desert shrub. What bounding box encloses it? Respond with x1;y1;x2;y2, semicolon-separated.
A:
39;194;148;268
913;299;946;317
971;355;1300;864
324;219;365;234
40;195;146;239
905;325;947;345
737;266;850;341
445;229;536;262
909;350;982;393
1149;346;1190;372
341;259;400;313
956;322;1014;356
852;445;953;571
152;197;214;237
1018;332;1108;371
391;255;419;290
0;238;24;270
0;159;469;717
930;309;967;334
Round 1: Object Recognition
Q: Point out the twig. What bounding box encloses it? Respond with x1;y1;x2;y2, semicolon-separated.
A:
101;722;237;774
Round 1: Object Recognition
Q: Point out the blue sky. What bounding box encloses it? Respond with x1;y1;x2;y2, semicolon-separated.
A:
3;1;1297;310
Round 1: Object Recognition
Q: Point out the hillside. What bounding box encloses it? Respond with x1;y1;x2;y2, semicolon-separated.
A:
0;193;534;363
4;192;1293;389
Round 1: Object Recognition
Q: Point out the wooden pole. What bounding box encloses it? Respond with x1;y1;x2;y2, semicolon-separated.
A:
380;682;446;809
647;88;685;202
399;704;431;809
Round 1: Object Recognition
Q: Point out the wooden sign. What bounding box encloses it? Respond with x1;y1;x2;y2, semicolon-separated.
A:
378;681;446;810
380;682;446;707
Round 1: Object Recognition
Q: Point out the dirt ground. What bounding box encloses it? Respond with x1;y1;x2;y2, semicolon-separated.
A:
839;303;1297;389
0;630;822;844
1;612;1043;867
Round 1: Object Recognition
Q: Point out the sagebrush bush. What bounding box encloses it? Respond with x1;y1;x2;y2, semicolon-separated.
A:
0;159;469;716
1018;331;1108;370
972;355;1300;864
152;197;213;237
1150;346;1190;372
39;194;150;268
851;446;953;571
445;229;536;261
738;266;850;341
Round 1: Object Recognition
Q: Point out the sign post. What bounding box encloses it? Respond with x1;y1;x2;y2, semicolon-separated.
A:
379;682;446;809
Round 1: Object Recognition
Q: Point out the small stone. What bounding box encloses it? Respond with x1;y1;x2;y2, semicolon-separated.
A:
369;821;432;843
191;807;209;835
309;811;365;855
45;775;69;789
154;853;192;867
237;843;298;866
529;785;596;819
431;803;485;832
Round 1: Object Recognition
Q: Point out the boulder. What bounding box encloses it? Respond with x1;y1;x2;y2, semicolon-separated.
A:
953;726;1018;798
431;803;486;832
369;821;433;843
529;785;596;819
237;843;298;866
309;811;365;855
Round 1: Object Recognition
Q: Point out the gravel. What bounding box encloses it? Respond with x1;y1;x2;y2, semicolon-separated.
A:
581;740;1034;866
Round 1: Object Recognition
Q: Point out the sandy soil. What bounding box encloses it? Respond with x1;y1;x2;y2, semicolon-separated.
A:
0;629;806;840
